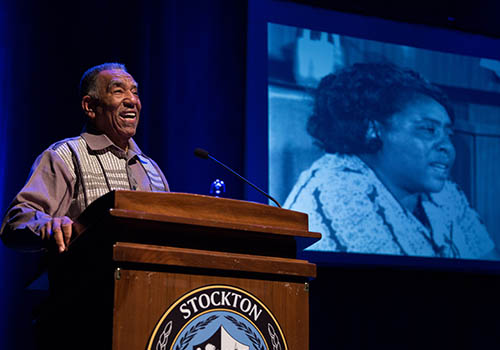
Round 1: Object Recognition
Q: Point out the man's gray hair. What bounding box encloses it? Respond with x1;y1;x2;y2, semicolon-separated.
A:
79;63;127;99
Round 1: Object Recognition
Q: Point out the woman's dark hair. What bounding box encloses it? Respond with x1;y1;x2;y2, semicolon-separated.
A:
307;62;455;154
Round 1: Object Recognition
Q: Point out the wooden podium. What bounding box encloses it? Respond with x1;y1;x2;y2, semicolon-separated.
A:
50;191;320;350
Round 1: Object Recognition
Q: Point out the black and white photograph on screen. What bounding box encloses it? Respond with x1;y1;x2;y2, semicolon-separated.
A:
268;23;500;260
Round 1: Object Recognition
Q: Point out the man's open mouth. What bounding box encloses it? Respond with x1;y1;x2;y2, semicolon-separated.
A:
121;112;137;119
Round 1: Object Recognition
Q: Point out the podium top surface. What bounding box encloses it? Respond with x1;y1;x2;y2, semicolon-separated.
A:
74;190;321;244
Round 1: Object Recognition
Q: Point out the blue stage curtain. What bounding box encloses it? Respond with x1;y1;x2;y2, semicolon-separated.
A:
0;1;248;348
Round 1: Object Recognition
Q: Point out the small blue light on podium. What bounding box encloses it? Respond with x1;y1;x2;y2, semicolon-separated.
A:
210;179;226;197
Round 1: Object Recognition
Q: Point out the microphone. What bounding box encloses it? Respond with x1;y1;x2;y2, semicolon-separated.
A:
194;148;281;207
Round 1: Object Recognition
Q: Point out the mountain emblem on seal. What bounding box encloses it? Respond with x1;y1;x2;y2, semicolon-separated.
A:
193;325;250;350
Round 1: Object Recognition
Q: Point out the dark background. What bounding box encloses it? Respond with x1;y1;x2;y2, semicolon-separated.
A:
1;0;500;349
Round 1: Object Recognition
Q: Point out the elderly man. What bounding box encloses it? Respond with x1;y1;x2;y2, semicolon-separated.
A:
1;63;169;253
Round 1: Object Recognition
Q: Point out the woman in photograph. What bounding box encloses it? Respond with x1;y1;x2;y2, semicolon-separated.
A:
285;62;497;259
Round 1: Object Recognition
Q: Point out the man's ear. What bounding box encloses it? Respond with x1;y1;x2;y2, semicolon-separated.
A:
81;95;96;120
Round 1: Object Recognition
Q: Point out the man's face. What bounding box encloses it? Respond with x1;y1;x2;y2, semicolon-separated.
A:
90;69;141;148
374;95;456;199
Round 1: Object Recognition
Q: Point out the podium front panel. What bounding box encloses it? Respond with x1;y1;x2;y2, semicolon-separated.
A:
112;269;310;350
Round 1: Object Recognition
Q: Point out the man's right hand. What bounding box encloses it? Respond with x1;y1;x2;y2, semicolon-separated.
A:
40;216;73;253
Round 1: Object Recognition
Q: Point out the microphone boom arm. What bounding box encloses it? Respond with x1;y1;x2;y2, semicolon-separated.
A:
194;148;281;207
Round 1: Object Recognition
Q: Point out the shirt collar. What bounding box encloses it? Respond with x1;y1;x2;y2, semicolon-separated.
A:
80;132;142;160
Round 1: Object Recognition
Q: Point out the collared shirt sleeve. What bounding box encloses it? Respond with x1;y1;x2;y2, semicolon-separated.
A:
0;149;75;250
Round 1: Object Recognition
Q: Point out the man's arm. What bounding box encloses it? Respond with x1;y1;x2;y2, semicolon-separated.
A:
1;149;75;252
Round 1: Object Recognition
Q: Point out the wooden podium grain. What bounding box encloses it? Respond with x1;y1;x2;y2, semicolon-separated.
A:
53;191;320;350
